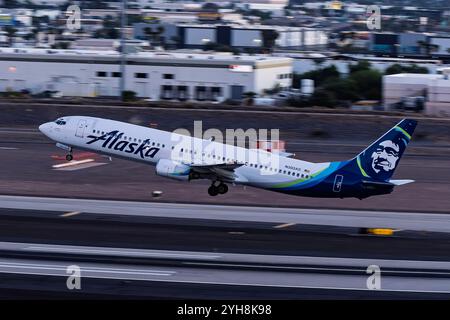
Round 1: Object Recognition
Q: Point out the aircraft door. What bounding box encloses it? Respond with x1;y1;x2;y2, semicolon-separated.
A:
75;119;87;138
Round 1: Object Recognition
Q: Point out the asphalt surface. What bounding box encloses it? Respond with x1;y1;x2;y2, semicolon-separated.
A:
1;139;450;213
1;103;450;299
0;196;450;298
1;103;450;212
1;204;450;260
2;195;450;233
0;204;447;298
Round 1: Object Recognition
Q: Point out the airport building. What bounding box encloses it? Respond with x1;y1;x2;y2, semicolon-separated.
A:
383;71;450;116
369;32;450;58
175;24;328;50
0;48;293;100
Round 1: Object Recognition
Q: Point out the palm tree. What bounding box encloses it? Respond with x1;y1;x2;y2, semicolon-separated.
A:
4;26;17;47
261;29;279;53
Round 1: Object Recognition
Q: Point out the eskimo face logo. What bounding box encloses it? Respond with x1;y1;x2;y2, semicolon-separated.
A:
86;130;160;159
371;140;399;173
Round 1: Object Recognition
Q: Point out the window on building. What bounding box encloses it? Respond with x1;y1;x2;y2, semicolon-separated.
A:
195;86;206;101
112;72;122;78
96;71;107;77
177;86;188;101
211;87;222;101
135;73;148;79
161;85;174;100
163;74;174;79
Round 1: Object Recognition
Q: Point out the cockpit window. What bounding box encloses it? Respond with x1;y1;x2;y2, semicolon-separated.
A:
55;118;67;125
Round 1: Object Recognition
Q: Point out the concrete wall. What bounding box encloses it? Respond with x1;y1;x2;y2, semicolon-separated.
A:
0;56;291;100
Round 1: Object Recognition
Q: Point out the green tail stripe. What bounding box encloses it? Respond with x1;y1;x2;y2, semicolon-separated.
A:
395;126;411;140
357;156;370;178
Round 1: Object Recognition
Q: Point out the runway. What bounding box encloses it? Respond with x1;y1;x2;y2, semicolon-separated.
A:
0;198;449;298
0;105;450;298
0;241;450;297
1;195;450;233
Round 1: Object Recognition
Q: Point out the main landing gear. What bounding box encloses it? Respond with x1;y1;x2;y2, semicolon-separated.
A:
208;181;228;196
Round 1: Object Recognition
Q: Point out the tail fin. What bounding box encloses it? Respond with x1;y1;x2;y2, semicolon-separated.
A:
352;119;417;182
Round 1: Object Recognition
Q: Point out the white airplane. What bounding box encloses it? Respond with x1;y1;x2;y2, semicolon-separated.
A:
39;116;417;199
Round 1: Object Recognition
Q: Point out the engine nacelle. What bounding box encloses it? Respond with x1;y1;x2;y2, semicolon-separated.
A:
155;159;191;181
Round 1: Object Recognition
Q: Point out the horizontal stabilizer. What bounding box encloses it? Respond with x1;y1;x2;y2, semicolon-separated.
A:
389;179;415;186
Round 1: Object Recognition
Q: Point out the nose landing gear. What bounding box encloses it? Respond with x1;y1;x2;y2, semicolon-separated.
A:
208;181;229;196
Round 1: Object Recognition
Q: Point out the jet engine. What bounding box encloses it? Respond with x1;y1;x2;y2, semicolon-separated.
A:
155;159;191;181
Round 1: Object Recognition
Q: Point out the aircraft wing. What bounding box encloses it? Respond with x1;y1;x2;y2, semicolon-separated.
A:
276;151;295;158
249;148;295;158
188;162;244;182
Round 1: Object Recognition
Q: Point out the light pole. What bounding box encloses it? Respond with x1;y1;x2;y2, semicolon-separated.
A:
119;0;127;100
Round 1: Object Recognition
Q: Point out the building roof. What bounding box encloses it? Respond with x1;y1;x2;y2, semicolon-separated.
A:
0;47;292;67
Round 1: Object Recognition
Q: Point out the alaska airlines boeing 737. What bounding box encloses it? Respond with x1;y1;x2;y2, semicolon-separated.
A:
39;116;417;199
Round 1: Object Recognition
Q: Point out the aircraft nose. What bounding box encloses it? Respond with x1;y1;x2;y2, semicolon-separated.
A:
38;122;52;135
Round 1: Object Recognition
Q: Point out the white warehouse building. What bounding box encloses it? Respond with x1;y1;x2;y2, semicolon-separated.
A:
384;72;450;116
0;48;293;101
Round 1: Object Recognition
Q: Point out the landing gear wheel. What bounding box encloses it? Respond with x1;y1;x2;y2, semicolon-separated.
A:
208;186;219;196
217;183;228;194
66;154;73;161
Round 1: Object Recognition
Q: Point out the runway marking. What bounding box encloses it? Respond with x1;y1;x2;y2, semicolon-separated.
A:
60;211;81;218
0;147;18;150
26;246;221;260
54;162;108;171
228;231;245;235
0;265;448;294
274;223;296;229
52;158;108;171
52;159;94;169
0;264;174;277
0;261;176;274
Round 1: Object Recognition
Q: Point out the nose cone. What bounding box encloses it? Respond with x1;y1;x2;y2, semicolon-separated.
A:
38;122;52;135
